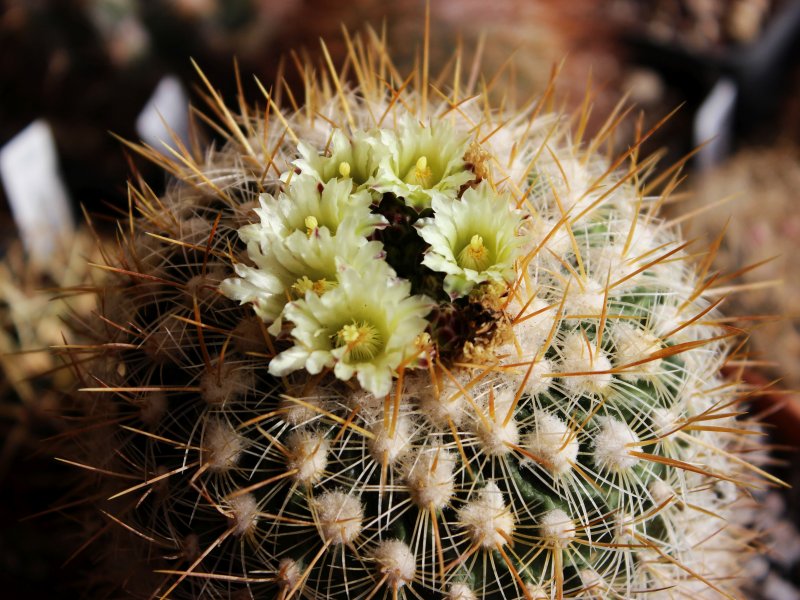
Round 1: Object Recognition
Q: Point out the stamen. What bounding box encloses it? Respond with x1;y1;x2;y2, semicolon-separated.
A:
304;215;319;236
457;234;491;271
292;276;336;297
404;155;433;187
415;155;432;186
335;321;383;362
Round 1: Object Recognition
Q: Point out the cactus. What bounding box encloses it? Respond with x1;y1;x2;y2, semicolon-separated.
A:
0;230;107;591
62;25;772;600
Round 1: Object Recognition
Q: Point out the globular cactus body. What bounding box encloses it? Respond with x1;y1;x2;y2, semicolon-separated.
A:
65;26;768;600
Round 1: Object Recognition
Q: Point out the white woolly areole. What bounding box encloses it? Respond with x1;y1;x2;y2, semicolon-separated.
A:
579;568;605;594
280;393;323;426
139;392;167;427
405;449;456;510
516;358;554;398
369;415;413;465
457;481;515;548
588;222;670;291
524;411;579;475
525;582;550;599
203;418;244;472
501;296;555;358
448;583;477;600
650;406;681;438
199;363;251;405
347;388;384;415
682;378;718;417
539;508;576;547
558;332;613;395
497;296;555;396
612;323;663;381
313;490;364;545
525;216;572;261
649;478;675;505
473;388;519;456
593;418;640;473
649;300;699;343
615;511;636;544
545;154;609;223
227;494;259;536
408;369;469;428
563;277;607;318
371;539;416;587
277;558;301;588
286;430;329;485
587;243;631;288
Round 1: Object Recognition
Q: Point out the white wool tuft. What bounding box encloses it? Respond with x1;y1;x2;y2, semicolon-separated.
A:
277;558;301;589
649;478;675;506
280;392;324;426
579;568;606;595
457;481;515;548
227;493;259;536
612;322;663;382
203;418;244;472
593;417;640;473
286;429;329;485
525;582;550;599
558;332;613;395
563;277;607;318
524;410;579;475
501;296;555;359
448;583;478;600
368;415;413;465
313;490;364;545
539;508;576;547
405;448;456;510
372;539;416;587
410;369;470;428
473;387;519;456
199;363;251;405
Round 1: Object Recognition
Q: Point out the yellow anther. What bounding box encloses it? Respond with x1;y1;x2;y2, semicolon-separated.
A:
402;155;434;187
458;233;491;271
304;215;319;236
411;154;433;187
334;321;383;362
338;161;351;178
339;323;361;344
292;276;336;297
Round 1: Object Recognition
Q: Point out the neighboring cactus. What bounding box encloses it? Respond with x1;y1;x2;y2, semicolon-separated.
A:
0;230;105;592
61;26;773;600
0;230;101;470
683;147;800;391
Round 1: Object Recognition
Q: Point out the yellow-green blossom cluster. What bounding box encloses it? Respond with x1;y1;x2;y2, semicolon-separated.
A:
221;118;528;395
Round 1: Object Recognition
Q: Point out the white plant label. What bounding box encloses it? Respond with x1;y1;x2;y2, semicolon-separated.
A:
136;75;189;150
0;120;74;264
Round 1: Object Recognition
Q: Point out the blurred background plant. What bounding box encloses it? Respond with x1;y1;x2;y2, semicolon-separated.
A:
0;229;105;596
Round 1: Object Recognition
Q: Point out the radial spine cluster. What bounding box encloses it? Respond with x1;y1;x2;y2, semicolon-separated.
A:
63;27;770;600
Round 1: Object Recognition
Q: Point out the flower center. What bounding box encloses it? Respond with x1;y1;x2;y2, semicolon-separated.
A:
334;321;383;362
292;276;336;297
404;155;433;187
457;234;491;271
304;215;319;237
338;161;351;178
